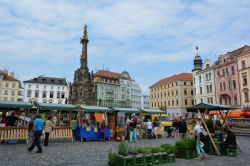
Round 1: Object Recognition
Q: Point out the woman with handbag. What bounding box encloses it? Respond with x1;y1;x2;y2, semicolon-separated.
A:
44;116;53;146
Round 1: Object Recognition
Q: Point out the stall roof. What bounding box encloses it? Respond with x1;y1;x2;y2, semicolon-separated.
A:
141;108;167;114
80;105;113;113
113;107;141;113
187;103;240;113
0;100;33;109
36;103;77;111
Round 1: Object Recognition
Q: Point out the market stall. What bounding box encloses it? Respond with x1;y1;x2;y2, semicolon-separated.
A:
0;100;33;143
113;107;141;140
187;103;240;156
79;105;114;141
35;103;78;141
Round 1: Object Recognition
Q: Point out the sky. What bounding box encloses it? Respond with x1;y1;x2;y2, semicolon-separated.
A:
0;0;250;94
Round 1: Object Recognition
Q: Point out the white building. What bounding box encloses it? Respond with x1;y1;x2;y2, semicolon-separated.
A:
142;95;150;109
193;59;216;105
23;76;68;104
131;80;142;109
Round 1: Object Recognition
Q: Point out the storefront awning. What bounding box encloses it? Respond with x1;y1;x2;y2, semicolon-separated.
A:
187;103;240;113
0;100;33;110
140;108;167;114
80;105;113;113
36;103;77;111
113;107;141;113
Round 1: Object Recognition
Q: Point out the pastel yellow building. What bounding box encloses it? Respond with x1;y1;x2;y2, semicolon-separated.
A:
237;45;250;107
150;73;193;118
0;70;20;101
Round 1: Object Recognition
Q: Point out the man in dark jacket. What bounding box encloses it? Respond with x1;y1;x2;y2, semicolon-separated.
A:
178;117;187;139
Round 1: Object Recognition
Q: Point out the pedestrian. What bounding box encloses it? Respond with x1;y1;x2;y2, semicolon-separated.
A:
146;119;152;139
27;114;44;153
194;129;208;159
172;118;179;138
178;116;187;139
129;116;137;143
44;116;53;146
71;118;77;141
153;117;159;138
5;112;18;126
100;120;106;140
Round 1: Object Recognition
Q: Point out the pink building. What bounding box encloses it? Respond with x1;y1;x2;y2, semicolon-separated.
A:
214;47;242;106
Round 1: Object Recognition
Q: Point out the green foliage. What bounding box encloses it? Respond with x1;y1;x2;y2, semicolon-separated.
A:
137;146;152;154
108;151;117;166
151;147;163;153
118;141;129;156
176;138;196;150
161;144;176;154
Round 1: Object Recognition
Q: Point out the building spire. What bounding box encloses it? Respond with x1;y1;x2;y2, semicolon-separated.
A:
82;24;88;40
196;46;199;54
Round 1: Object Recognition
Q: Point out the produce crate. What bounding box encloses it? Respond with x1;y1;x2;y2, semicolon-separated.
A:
226;145;237;157
177;150;195;160
168;153;175;163
144;154;154;166
152;153;161;165
160;152;168;163
116;154;135;166
134;154;144;166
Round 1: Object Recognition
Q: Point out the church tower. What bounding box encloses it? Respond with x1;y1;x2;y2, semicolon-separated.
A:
69;25;97;105
192;46;203;72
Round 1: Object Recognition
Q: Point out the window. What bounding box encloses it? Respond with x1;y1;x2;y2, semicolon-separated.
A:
234;95;238;105
51;86;53;89
194;88;196;95
58;87;60;90
184;89;187;95
12;83;15;88
5;83;9;88
241;60;246;69
42;91;47;98
220;82;222;91
191;90;193;95
62;87;64;90
172;100;174;106
228;81;231;90
242;74;248;86
28;84;31;88
57;92;60;98
207;97;210;103
200;87;202;94
222;69;225;77
210;85;212;93
11;90;15;96
36;85;39;88
11;97;15;101
44;85;46;89
4;90;8;95
176;90;178;96
223;82;226;90
3;97;8;101
232;80;236;89
193;78;196;84
50;91;54;98
185;99;188;106
176;100;179;106
35;90;39;98
206;86;209;93
217;70;220;77
210;97;213;104
27;90;31;97
225;68;229;75
199;76;201;83
244;89;249;102
61;92;65;99
231;66;235;75
184;82;186;86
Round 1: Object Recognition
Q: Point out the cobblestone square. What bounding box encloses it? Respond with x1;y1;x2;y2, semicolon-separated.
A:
0;136;249;166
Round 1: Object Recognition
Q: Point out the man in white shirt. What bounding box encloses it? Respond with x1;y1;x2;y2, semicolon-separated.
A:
146;119;152;139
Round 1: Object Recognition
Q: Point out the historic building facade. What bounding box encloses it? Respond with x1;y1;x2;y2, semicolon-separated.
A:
214;47;242;106
150;73;193;118
131;80;142;109
141;95;150;109
94;70;136;108
69;25;97;105
23;76;68;104
236;45;250;107
0;70;20;101
192;49;216;105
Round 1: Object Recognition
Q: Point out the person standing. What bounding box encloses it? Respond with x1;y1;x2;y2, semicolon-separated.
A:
178;117;187;139
194;129;208;159
129;116;137;143
146;119;152;139
44;116;53;146
28;115;44;153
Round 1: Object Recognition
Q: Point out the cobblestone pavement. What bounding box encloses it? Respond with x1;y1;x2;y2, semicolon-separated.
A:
0;136;249;166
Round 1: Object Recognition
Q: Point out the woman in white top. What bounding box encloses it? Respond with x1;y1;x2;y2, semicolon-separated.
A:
44;116;53;146
146;119;152;139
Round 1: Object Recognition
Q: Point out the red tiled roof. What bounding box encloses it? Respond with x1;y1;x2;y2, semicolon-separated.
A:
3;75;18;81
150;73;193;88
227;45;250;57
95;70;120;79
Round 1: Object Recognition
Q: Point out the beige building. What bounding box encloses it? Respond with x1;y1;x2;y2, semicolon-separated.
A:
150;73;193;118
236;45;250;107
0;70;20;101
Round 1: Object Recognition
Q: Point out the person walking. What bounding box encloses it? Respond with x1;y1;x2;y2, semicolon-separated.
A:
153;118;159;138
178;116;187;139
44;116;53;146
27;115;44;153
146;119;152;139
194;129;208;159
